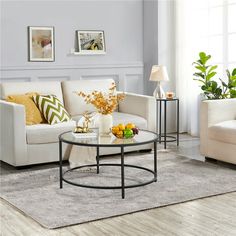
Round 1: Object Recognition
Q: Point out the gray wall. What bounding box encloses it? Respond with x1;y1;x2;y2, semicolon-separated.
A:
0;0;144;94
0;0;178;132
143;0;158;95
1;0;143;67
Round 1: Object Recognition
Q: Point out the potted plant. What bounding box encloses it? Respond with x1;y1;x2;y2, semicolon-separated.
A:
193;52;236;99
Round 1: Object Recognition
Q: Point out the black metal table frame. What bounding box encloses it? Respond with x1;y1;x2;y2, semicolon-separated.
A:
156;98;179;149
59;130;158;199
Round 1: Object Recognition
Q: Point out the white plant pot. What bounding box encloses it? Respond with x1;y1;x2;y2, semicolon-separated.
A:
98;113;113;135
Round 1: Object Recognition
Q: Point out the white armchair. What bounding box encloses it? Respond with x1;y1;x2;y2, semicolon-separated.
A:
200;98;236;164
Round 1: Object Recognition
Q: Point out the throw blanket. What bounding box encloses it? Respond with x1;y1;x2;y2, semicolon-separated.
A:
69;113;99;169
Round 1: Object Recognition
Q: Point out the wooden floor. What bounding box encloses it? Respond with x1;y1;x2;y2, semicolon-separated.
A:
1;192;236;236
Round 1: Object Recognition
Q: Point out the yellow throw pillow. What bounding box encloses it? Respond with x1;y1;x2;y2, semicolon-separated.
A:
6;92;46;125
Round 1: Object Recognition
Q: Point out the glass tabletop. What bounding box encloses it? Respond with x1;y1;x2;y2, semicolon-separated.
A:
59;129;158;147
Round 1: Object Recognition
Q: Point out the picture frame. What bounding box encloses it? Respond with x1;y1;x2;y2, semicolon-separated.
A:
77;30;106;55
28;26;55;62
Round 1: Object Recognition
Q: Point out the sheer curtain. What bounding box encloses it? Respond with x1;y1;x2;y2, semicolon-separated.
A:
175;0;236;136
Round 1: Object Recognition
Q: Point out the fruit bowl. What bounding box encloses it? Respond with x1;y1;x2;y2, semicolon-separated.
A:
111;123;139;139
112;133;135;139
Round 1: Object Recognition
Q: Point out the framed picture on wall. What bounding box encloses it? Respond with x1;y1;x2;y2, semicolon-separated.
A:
77;30;106;55
28;26;55;61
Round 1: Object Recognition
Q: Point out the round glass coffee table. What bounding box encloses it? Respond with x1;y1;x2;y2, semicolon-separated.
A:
59;130;158;199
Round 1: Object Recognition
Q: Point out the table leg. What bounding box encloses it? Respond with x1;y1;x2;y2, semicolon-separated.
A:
96;146;99;174
121;146;125;199
156;100;158;134
164;100;167;149
177;99;180;146
59;140;63;189
159;100;162;144
154;141;157;182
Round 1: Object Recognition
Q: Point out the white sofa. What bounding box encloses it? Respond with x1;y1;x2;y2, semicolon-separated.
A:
0;79;156;167
200;98;236;165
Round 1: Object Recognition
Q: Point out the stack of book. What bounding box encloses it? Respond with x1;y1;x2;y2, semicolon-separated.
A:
72;131;97;139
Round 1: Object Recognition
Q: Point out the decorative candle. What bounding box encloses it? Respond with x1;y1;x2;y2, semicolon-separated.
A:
166;92;175;99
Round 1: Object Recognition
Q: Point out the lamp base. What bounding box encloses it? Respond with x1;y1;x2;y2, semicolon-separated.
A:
153;82;165;98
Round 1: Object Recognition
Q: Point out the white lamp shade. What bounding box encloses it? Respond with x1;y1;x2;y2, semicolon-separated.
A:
149;65;169;81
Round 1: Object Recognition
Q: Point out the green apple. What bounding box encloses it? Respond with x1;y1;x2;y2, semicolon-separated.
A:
123;128;133;138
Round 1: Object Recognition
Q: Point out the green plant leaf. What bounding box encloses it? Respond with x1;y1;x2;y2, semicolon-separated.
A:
226;69;230;79
206;55;211;61
232;68;236;76
206;72;217;81
199;52;211;65
199;52;206;59
193;72;205;79
215;87;222;95
193;78;205;84
211;81;217;91
230;89;236;98
195;66;206;73
192;62;203;67
197;59;203;65
199;52;207;65
208;65;218;74
230;80;236;87
221;81;227;87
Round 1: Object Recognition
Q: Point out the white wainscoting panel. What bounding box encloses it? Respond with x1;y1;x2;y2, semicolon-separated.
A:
0;63;144;94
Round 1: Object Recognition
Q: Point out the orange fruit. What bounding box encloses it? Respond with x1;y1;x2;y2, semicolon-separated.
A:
116;130;124;138
118;123;125;131
112;126;120;134
126;123;135;129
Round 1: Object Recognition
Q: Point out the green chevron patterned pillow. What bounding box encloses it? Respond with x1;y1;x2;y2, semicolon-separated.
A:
33;95;71;125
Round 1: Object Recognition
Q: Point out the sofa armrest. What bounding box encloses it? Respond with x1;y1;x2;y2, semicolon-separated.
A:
200;98;236;156
201;99;236;127
118;93;156;132
0;100;27;166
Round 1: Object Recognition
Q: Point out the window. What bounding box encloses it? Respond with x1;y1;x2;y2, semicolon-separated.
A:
208;0;236;76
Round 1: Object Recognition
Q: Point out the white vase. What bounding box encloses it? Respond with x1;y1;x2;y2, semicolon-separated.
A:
98;113;113;135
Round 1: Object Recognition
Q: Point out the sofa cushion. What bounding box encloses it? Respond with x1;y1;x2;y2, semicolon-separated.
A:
1;81;64;104
6;92;46;125
72;112;147;129
33;95;71;125
26;120;76;144
61;79;115;116
208;120;236;145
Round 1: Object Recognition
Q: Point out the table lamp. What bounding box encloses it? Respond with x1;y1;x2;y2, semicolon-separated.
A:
149;65;169;98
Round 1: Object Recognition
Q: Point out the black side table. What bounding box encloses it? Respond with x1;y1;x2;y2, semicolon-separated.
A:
156;98;179;149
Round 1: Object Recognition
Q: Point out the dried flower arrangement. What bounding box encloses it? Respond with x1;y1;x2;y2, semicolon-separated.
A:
75;83;125;115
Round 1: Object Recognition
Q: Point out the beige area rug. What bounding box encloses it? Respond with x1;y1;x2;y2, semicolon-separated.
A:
1;151;236;229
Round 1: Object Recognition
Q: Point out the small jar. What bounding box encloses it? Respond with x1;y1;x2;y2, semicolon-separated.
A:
166;92;175;99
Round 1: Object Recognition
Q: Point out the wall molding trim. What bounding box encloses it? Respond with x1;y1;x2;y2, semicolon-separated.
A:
0;62;144;94
0;62;144;71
